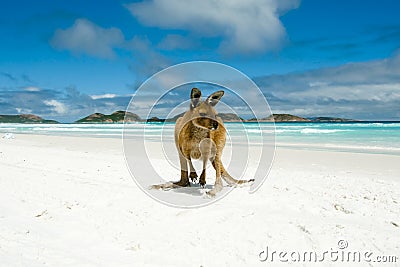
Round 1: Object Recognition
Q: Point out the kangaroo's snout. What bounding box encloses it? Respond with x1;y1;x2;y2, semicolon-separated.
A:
189;89;224;131
211;120;219;131
193;117;219;131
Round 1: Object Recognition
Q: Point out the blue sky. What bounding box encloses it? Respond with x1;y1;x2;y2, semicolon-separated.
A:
0;0;399;121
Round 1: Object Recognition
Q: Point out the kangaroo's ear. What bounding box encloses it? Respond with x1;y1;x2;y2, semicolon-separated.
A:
206;90;224;106
190;88;201;109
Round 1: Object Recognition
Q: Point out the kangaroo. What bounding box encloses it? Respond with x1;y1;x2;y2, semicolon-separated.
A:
171;88;254;197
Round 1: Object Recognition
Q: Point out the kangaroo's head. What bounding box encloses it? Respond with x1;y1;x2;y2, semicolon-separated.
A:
189;87;224;131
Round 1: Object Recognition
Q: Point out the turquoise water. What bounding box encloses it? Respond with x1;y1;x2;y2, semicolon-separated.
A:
1;122;399;155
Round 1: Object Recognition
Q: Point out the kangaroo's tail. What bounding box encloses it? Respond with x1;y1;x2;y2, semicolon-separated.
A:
220;164;255;187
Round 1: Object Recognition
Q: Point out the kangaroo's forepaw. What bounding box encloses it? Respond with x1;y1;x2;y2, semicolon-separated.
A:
199;172;206;188
199;179;206;188
189;172;198;183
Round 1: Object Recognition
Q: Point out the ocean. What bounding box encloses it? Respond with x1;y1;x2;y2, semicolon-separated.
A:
1;122;399;155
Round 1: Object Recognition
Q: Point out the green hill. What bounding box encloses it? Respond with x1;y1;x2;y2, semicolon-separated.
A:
76;111;141;123
309;117;358;122
258;114;311;122
0;114;58;123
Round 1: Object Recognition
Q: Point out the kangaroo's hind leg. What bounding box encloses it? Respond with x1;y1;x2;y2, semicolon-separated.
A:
212;161;255;186
206;153;223;197
199;138;216;188
150;153;190;190
173;151;190;187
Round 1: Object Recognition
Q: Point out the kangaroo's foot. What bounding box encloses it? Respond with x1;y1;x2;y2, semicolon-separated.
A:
206;180;223;197
189;171;198;183
173;179;191;187
173;170;191;187
149;178;191;190
150;182;180;191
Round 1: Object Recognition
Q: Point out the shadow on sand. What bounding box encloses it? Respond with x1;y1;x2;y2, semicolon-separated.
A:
150;182;214;196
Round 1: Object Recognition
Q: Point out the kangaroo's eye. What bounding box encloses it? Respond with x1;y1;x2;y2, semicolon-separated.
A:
199;112;207;117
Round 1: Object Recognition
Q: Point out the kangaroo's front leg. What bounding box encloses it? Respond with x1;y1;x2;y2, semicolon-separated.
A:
199;156;207;188
199;138;215;188
188;158;198;183
173;152;190;187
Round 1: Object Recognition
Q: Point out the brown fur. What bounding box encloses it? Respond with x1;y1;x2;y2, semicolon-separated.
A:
172;88;254;197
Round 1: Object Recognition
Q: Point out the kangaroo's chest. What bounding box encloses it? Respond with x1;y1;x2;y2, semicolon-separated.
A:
190;127;209;142
180;127;210;159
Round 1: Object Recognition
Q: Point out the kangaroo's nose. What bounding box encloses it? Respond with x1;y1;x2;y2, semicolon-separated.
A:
211;120;219;130
199;112;207;117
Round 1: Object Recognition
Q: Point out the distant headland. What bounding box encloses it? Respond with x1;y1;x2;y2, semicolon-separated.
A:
0;114;58;124
75;111;141;123
0;111;360;123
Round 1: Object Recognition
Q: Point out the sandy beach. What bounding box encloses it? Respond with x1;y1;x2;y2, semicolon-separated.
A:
0;134;399;266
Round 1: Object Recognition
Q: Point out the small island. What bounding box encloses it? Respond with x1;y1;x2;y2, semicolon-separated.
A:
255;114;311;122
75;111;141;123
309;117;358;122
249;114;358;122
0;114;58;124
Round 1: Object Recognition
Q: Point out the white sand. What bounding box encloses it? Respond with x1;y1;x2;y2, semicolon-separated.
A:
0;134;399;266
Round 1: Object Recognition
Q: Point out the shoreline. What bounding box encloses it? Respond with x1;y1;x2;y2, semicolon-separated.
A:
3;132;400;156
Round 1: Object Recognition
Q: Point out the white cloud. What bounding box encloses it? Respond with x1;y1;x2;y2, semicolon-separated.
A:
125;0;300;55
282;83;400;103
15;107;32;114
43;99;67;114
255;55;400;120
308;81;329;88
24;86;41;92
90;93;117;100
50;19;124;59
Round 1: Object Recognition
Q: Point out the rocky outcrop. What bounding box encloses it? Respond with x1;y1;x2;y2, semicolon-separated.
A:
257;114;311;122
76;111;141;123
309;117;359;122
248;114;358;122
218;113;244;122
0;114;58;123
